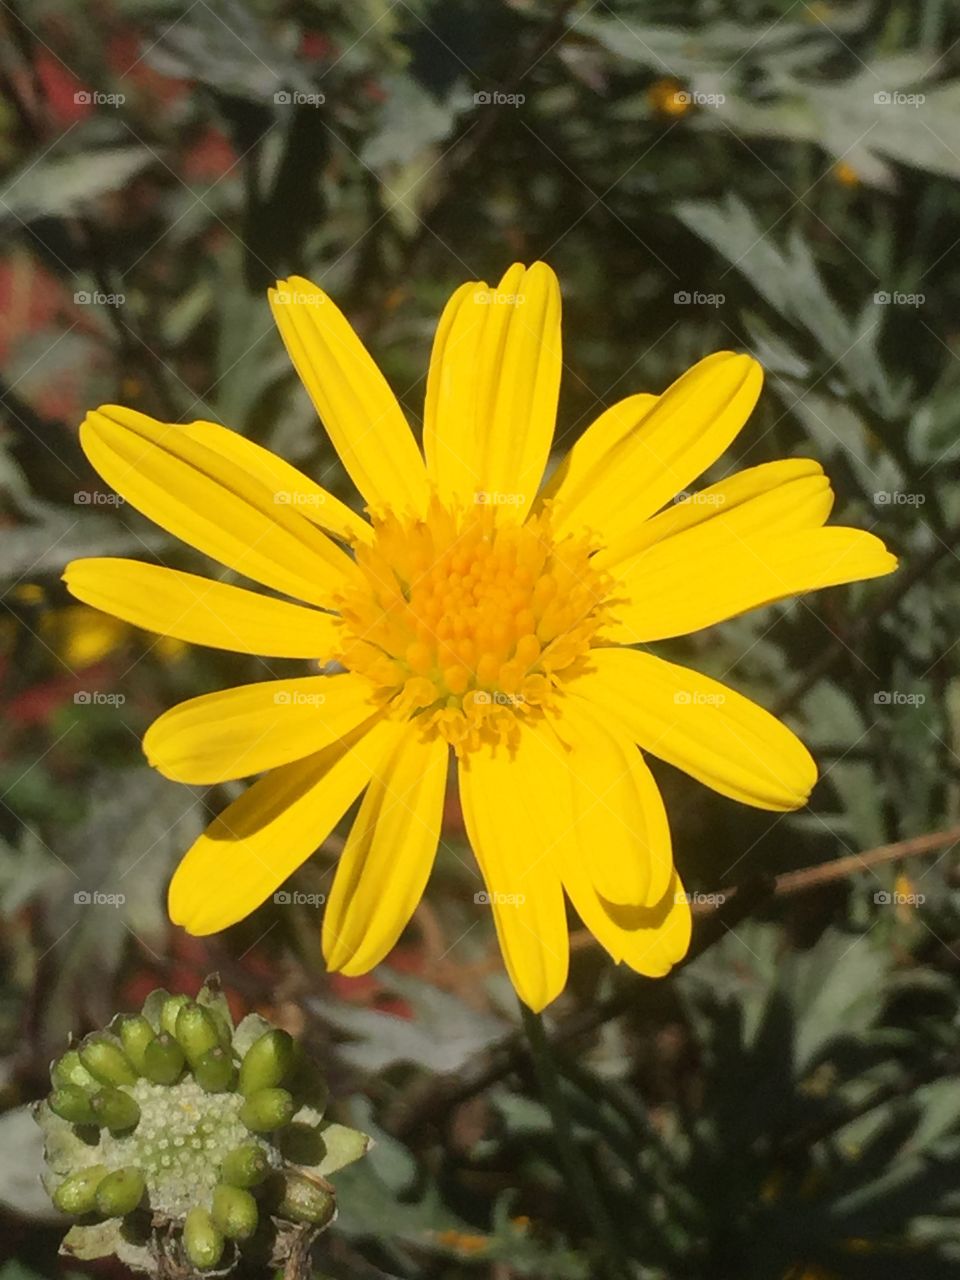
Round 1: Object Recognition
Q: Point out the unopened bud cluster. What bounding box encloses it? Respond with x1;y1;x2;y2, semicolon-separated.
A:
36;977;368;1276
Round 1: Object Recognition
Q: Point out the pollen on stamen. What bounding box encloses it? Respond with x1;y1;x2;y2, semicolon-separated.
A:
334;498;612;752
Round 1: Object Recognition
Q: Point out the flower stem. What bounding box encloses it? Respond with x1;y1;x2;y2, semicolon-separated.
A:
520;1004;634;1280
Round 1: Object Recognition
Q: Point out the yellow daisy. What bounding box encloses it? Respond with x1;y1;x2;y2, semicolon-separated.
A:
63;263;896;1011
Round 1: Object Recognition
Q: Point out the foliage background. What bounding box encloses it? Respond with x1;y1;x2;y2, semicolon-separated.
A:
1;0;960;1277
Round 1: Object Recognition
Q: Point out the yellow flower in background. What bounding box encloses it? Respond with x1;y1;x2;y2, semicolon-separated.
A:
63;263;896;1011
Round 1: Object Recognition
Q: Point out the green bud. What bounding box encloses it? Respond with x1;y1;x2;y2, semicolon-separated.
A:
220;1143;270;1189
211;1183;259;1241
78;1036;138;1086
95;1167;145;1216
194;1046;236;1093
118;1015;156;1073
90;1087;141;1133
51;1049;97;1091
238;1029;295;1096
175;1001;222;1065
240;1087;296;1134
142;1032;185;1085
275;1170;336;1227
53;1165;108;1215
183;1206;225;1270
49;1084;97;1126
160;993;191;1038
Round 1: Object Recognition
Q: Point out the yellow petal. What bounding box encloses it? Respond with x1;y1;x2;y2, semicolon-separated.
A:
538;393;657;513
323;723;448;974
549;352;762;542
458;722;570;1012
269;277;429;516
550;693;672;906
168;716;400;935
593;457;833;570
423;263;562;518
80;406;358;608
607;526;897;643
143;672;378;784
563;864;692;976
568;648;817;811
63;558;341;659
178;419;372;545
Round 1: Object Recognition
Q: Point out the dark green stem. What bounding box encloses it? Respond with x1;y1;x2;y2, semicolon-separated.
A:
520;1004;634;1280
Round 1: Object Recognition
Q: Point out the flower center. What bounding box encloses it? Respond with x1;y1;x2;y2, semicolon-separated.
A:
335;500;611;751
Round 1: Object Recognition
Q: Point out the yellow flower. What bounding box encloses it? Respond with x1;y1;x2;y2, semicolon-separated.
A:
63;263;896;1011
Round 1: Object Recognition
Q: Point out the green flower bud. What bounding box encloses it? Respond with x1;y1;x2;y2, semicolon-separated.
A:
238;1029;295;1096
142;1031;185;1085
175;1001;222;1065
211;1182;259;1241
90;1086;140;1133
53;1164;108;1215
183;1206;225;1270
78;1035;138;1086
275;1171;336;1227
95;1167;145;1216
160;994;191;1038
49;1084;97;1126
118;1015;156;1073
51;1049;97;1091
220;1143;270;1189
194;1046;237;1094
239;1087;296;1134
